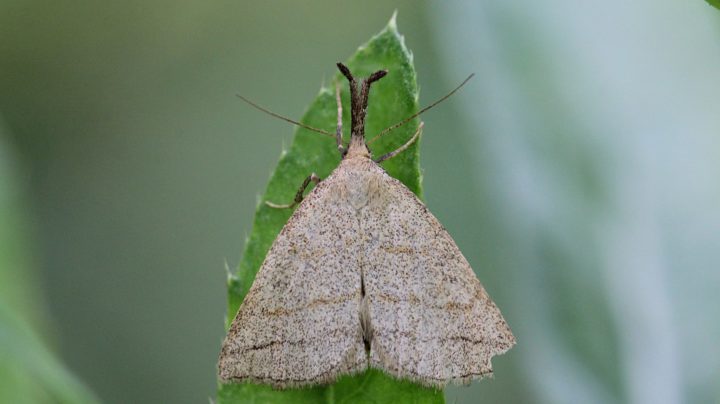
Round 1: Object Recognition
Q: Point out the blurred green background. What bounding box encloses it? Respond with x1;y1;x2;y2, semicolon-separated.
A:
1;1;719;403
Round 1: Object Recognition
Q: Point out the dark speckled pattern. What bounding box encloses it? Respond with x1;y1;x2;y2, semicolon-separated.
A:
218;155;515;388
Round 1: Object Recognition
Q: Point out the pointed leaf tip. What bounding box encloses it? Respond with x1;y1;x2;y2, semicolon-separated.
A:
388;10;399;31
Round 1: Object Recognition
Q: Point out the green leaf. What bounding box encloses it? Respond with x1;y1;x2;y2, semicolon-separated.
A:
707;0;720;10
0;134;99;404
218;14;443;404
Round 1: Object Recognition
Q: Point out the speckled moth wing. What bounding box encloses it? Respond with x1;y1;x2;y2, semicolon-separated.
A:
218;170;367;388
360;164;516;386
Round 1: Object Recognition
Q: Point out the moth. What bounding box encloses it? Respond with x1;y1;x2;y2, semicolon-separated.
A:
218;63;515;388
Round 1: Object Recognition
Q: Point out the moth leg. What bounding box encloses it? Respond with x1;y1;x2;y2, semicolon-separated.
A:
265;173;321;209
374;122;424;163
335;82;346;156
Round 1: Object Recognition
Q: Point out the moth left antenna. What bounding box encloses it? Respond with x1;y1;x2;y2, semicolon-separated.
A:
236;94;335;138
367;73;475;145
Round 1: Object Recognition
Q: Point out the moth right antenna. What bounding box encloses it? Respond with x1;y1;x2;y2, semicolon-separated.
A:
367;73;475;145
236;94;335;138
